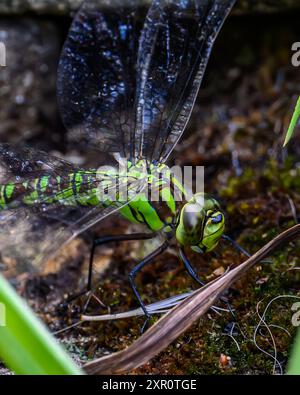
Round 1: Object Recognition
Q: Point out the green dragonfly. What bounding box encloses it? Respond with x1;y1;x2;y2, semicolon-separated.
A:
0;0;242;321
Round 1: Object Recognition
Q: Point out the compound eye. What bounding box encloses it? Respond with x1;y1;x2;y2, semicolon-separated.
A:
211;213;223;224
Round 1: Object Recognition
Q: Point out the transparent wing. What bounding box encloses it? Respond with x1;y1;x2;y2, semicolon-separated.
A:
135;0;235;162
0;144;144;274
57;0;145;160
0;143;76;183
58;0;234;165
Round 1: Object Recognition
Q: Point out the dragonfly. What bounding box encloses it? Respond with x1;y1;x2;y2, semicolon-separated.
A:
0;0;243;322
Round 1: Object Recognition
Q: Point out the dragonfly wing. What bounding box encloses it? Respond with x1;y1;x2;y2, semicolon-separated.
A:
135;0;235;163
58;0;234;164
0;144;144;274
0;198;138;275
57;0;145;160
0;143;77;183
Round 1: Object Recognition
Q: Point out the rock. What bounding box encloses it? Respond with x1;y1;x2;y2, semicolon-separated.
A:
0;0;299;16
0;19;60;143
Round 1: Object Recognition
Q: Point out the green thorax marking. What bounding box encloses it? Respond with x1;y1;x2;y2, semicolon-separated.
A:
119;161;187;232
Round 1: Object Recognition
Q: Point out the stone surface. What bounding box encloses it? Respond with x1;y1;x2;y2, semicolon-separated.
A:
0;19;61;143
0;0;299;15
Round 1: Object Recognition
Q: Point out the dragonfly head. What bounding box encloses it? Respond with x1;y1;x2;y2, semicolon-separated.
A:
175;193;225;253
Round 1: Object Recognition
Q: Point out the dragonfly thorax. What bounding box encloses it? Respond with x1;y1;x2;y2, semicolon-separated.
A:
119;160;186;232
120;163;225;254
175;193;225;253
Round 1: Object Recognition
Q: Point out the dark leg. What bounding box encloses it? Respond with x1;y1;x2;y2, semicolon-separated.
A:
65;232;155;305
222;234;272;264
179;247;235;319
179;248;206;286
88;232;156;291
222;234;251;258
129;241;169;321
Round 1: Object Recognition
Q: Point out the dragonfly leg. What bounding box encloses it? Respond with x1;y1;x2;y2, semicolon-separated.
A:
88;232;156;291
222;234;272;264
129;241;169;324
179;247;236;320
179;247;206;286
65;233;156;307
221;234;250;258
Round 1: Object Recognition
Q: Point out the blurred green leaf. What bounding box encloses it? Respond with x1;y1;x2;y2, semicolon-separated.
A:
287;328;300;375
283;96;300;147
0;274;83;375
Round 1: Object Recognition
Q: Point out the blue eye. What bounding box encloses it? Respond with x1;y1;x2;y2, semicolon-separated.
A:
211;213;223;224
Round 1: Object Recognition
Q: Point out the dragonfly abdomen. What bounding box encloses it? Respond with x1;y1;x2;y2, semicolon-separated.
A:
0;170;103;209
0;162;186;235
